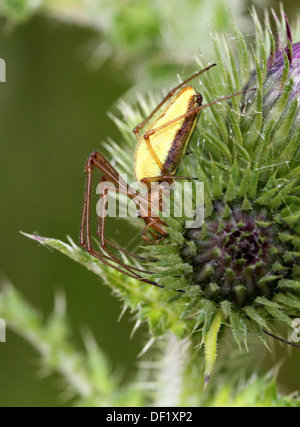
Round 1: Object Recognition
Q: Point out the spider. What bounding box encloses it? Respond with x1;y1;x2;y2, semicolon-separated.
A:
80;64;249;286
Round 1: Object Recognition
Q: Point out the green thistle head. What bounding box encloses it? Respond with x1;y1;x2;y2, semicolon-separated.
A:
180;203;290;307
114;9;300;381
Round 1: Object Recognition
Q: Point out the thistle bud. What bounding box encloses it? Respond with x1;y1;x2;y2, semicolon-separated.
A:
144;11;300;380
245;14;300;118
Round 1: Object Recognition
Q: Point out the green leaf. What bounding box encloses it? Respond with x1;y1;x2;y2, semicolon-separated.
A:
220;300;232;318
273;294;300;310
166;227;185;244
255;297;279;308
180;297;202;319
264;306;292;326
278;279;300;290
201;300;217;339
230;311;243;350
243;306;267;327
204;310;223;385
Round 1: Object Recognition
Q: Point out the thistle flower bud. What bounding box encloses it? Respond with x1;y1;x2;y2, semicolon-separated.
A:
245;14;300;117
144;11;300;380
181;203;288;307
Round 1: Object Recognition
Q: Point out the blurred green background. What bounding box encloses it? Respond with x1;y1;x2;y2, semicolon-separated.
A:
0;0;299;406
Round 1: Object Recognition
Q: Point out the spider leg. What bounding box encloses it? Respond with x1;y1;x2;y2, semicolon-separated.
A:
141;218;166;244
105;239;149;261
94;174;151;261
80;151;161;279
96;180;155;274
95;177;149;261
81;153;147;276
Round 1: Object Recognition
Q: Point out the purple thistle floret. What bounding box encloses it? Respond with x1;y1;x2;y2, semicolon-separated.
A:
266;16;300;106
246;14;300;114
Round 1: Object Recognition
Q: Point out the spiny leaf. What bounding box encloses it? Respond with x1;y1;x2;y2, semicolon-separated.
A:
250;321;270;350
144;264;193;279
166;227;185;244
264;306;293;326
204;310;223;386
142;244;179;255
230;311;243;350
268;180;296;210
273;293;300;310
220;300;232;319
180;298;202;320
255;297;279;308
243;306;267;327
278;279;300;290
201;300;217;339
